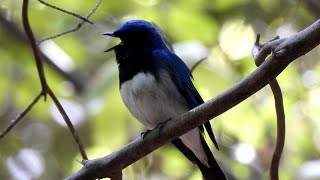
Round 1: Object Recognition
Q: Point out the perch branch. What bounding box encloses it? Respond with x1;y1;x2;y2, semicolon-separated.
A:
65;20;320;180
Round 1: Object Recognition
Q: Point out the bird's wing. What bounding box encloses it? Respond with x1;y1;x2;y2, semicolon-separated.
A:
152;50;219;149
152;50;202;108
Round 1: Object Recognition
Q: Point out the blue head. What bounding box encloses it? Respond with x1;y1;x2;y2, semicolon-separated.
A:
104;20;167;52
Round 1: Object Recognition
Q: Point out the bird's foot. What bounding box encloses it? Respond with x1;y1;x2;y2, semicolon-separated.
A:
156;118;172;136
141;130;152;139
140;118;172;139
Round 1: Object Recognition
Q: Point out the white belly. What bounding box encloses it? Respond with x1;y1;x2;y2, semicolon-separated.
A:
120;71;208;166
120;71;189;129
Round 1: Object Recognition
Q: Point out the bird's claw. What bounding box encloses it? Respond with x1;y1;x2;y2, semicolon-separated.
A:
141;130;152;139
140;118;172;139
156;118;171;136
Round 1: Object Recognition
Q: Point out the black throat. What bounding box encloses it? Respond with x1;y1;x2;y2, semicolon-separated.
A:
114;43;160;86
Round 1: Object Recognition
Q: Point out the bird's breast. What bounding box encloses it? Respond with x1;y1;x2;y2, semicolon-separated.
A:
120;71;189;129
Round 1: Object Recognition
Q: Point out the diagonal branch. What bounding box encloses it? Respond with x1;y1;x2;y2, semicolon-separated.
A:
0;92;43;139
47;88;88;159
65;20;320;180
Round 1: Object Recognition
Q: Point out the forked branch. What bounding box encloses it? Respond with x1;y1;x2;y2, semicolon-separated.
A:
37;0;102;44
0;0;89;161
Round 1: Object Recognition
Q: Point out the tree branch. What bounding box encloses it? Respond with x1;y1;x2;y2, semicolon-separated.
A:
22;0;48;96
65;20;320;180
0;14;86;92
47;88;88;159
252;35;286;180
0;92;42;138
37;0;102;44
3;0;89;160
37;0;93;24
269;80;285;180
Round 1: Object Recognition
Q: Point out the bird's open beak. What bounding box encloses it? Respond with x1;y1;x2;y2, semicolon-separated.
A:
104;42;124;52
105;44;118;52
103;31;119;52
103;32;116;37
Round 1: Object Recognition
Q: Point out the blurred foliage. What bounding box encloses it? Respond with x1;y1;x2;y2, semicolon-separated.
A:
0;0;320;179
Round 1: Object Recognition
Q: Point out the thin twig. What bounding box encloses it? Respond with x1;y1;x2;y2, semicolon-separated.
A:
37;0;93;24
190;57;206;73
0;92;43;139
252;34;286;180
0;14;86;92
47;88;88;160
37;26;80;45
269;80;285;180
86;0;102;18
21;0;88;160
37;0;102;44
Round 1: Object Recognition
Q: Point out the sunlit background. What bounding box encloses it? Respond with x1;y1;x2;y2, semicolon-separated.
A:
0;0;319;179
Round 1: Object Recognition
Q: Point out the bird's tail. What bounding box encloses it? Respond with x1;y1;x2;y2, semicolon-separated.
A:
196;135;227;180
172;137;227;180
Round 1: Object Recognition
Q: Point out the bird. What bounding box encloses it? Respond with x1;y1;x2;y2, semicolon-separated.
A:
103;20;227;180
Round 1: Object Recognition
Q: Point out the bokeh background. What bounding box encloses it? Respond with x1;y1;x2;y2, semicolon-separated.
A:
0;0;320;179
